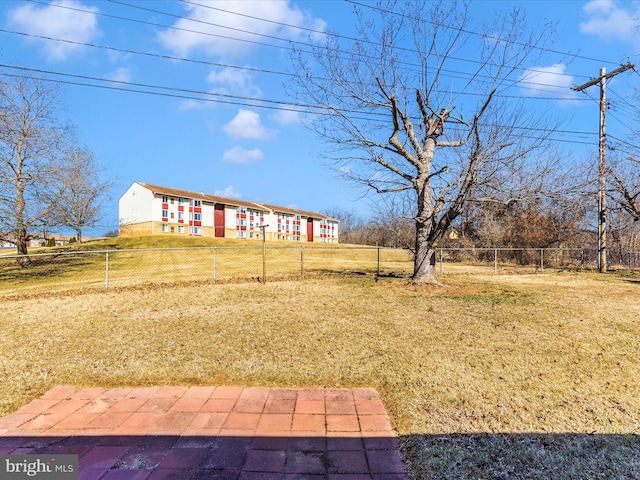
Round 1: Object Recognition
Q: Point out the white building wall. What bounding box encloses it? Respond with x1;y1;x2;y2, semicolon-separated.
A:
201;202;214;228
119;182;154;225
225;206;237;236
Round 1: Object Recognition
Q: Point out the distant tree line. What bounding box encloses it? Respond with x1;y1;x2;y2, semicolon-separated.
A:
328;190;640;260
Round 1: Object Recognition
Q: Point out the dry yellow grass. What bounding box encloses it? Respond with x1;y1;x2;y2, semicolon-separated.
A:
0;237;412;294
1;271;639;478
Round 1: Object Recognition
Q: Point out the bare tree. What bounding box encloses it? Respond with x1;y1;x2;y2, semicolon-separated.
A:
52;147;112;244
608;156;640;222
0;76;71;258
369;193;415;249
291;0;562;284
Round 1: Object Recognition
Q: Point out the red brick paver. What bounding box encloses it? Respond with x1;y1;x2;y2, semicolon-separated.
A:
0;386;408;479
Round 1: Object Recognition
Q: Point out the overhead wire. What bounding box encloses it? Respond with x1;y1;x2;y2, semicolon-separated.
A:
345;0;623;67
0;28;593;104
25;0;591;88
6;0;626;147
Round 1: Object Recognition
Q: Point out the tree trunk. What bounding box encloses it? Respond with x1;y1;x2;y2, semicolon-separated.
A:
15;227;29;265
76;227;83;244
411;221;439;284
15;176;29;261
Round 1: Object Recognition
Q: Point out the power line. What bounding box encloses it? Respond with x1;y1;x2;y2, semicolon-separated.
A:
345;0;622;67
26;0;590;86
0;28;592;104
0;64;601;146
0;28;291;78
0;64;318;113
176;0;589;82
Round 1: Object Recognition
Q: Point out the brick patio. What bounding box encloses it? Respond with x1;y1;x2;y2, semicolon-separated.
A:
0;386;408;479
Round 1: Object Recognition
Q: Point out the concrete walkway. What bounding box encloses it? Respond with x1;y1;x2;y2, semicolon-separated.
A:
0;386;408;479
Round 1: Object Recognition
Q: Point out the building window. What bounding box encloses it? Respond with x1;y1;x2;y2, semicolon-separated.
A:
178;225;184;233
179;197;184;204
170;212;174;219
162;195;168;203
194;227;202;235
194;213;201;221
194;200;202;207
162;209;168;217
162;224;168;232
170;226;175;232
178;211;183;220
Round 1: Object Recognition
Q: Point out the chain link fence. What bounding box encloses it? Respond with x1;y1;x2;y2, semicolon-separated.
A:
438;247;640;274
2;246;639;296
0;246;413;295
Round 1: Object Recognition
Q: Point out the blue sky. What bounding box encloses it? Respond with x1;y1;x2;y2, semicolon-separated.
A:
1;0;639;236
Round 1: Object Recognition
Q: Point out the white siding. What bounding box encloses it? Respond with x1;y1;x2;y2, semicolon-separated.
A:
119;182;154;225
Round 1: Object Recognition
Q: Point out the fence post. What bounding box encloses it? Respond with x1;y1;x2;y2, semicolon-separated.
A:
540;249;544;271
263;241;267;284
440;248;443;276
581;248;585;269
300;246;304;277
213;247;217;282
105;251;109;288
377;246;381;277
494;248;497;273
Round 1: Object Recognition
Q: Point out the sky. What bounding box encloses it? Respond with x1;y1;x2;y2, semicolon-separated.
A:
1;0;640;236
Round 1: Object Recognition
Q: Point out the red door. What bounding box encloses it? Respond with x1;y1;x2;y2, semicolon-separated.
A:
307;218;314;242
214;204;225;237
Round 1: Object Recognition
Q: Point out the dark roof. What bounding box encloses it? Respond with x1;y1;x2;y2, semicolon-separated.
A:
136;182;336;221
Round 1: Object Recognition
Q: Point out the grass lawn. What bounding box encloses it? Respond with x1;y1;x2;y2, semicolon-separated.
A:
1;269;639;478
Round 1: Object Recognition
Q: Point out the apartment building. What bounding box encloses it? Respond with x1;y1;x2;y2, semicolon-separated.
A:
119;182;339;243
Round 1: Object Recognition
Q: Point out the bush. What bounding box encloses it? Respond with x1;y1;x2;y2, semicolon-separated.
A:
69;237;77;243
47;238;56;247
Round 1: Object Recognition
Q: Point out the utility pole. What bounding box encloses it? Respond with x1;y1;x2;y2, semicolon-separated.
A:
572;62;635;273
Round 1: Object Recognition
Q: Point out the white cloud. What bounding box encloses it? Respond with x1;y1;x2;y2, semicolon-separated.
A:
157;1;326;58
271;109;302;126
518;64;577;101
580;0;639;43
214;185;242;198
105;67;131;83
223;109;276;140
222;146;264;164
8;0;101;60
207;68;262;98
178;68;263;111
